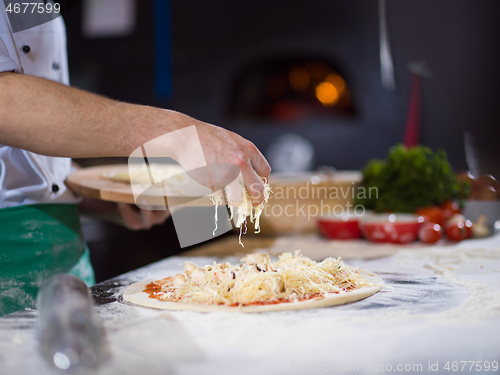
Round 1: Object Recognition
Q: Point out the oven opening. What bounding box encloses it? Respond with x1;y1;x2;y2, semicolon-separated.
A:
227;57;356;122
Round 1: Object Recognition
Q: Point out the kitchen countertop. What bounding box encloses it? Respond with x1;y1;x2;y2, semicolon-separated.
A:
1;233;500;375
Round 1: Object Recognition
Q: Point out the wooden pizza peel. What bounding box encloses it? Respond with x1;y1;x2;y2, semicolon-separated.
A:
65;164;216;208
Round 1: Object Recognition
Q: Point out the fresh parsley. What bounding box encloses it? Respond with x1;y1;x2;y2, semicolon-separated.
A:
355;144;469;213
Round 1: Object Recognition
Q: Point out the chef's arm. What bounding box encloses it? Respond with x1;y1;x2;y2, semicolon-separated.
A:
0;72;270;205
0;71;165;158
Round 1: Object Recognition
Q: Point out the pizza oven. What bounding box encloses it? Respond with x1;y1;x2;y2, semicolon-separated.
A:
227;57;355;122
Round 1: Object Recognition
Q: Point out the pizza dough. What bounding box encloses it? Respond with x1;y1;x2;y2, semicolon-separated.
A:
123;253;383;313
123;270;382;313
102;164;185;184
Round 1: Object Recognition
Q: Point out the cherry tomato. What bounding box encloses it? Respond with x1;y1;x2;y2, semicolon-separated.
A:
445;220;472;241
441;200;461;222
416;206;445;226
418;222;442;244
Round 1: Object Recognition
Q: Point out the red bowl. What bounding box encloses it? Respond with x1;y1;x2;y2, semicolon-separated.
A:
318;214;362;240
359;213;425;244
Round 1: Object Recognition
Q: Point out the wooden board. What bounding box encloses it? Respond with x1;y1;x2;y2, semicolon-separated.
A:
65;164;215;207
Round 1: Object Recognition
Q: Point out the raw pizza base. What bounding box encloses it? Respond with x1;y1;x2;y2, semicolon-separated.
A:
122;269;383;313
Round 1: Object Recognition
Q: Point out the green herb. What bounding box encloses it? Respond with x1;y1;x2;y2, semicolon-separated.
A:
355;144;469;213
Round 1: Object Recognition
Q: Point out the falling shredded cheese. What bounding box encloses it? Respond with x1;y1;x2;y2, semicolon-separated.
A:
209;194;224;235
146;251;375;306
211;178;271;247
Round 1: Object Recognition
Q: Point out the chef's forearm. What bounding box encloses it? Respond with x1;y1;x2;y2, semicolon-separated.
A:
0;72;272;204
0;72;187;158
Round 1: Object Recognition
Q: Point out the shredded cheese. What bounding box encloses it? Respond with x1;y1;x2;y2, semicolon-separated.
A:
104;164;271;246
147;251;375;306
211;178;271;246
209;194;223;235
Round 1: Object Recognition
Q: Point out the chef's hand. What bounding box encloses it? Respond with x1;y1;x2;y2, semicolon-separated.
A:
196;123;270;207
79;197;170;230
157;114;270;207
117;203;171;231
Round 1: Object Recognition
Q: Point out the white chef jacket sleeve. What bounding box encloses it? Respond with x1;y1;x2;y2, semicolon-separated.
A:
0;13;21;74
0;1;21;74
0;38;21;73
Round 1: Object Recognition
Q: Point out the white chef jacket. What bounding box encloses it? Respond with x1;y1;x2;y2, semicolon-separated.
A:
0;4;80;208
